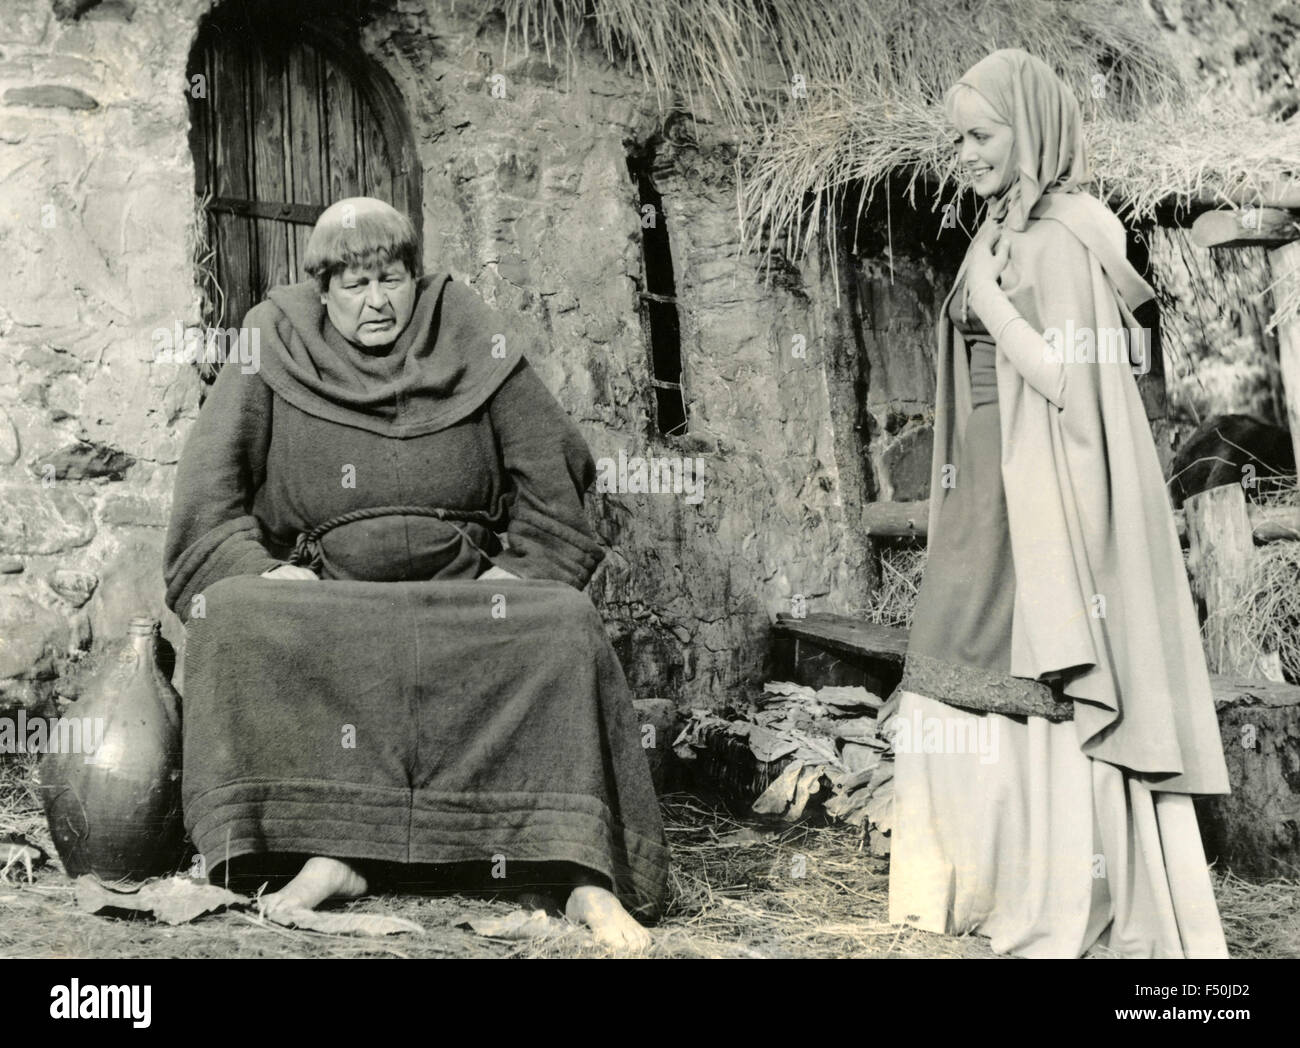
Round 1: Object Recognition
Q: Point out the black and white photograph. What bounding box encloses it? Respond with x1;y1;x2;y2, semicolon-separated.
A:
0;0;1297;1007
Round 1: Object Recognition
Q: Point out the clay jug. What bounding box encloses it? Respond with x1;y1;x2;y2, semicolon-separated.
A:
39;617;185;881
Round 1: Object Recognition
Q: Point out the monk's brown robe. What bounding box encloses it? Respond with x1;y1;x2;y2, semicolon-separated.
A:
164;276;669;917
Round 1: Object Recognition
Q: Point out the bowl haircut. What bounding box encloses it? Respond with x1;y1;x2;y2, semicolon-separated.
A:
303;200;421;293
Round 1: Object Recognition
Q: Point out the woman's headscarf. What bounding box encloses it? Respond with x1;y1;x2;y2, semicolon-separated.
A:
945;48;1090;232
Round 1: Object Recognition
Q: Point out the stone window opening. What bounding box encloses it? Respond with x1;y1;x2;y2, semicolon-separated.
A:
627;142;688;438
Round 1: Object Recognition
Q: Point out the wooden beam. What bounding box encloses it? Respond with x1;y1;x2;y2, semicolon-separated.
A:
1180;503;1300;545
864;499;1300;546
1190;207;1299;249
207;196;327;226
1207;177;1300;212
861;500;930;540
1270;240;1300;478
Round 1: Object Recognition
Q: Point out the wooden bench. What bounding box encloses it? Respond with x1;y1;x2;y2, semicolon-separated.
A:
771;612;908;696
770;610;1300;880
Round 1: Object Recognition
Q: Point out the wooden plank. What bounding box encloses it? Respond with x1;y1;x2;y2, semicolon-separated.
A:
359;95;394;206
772;612;909;665
250;40;290;299
1270;241;1300;477
1191;207;1299;249
323;52;359;205
211;39;254;329
299;20;422;252
187;42;215;322
287;42;325;279
391;137;413;218
187;43;210;197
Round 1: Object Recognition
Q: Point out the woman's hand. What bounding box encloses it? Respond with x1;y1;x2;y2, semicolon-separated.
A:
261;564;319;581
966;229;1011;297
477;565;520;582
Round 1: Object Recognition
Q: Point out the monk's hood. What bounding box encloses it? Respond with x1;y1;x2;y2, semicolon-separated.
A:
249;273;526;438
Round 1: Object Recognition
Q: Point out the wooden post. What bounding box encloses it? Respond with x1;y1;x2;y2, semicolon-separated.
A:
1269;240;1300;474
1185;482;1284;681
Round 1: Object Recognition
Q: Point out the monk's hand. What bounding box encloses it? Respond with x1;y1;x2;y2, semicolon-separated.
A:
260;564;318;581
477;565;520;582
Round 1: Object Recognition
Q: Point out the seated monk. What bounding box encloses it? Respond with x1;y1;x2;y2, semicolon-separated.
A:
163;197;667;950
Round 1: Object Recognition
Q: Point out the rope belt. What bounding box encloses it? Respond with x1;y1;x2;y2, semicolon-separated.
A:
289;505;501;573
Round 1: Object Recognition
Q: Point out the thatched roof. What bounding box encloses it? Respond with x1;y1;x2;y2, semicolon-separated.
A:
495;0;1300;314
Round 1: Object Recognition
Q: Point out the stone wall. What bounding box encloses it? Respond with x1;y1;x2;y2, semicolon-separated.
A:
0;0;211;714
0;0;875;714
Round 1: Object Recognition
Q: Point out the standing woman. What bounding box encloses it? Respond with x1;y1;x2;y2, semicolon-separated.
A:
888;49;1230;958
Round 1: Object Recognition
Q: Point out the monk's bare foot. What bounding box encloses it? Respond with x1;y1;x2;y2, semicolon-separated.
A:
565;884;650;952
260;856;367;921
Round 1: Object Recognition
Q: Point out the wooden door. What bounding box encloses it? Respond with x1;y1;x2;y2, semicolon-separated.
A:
187;4;421;332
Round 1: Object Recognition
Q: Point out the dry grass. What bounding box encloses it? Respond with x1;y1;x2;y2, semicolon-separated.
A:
1252;473;1300;508
2;759;1295;958
859;546;926;630
1211;538;1300;685
1194;476;1300;683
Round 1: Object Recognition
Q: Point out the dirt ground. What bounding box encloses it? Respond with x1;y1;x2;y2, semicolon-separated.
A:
3;756;1297;959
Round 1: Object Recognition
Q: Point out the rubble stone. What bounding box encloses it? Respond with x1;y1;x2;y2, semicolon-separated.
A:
3;85;98;109
0;485;96;554
48;568;98;607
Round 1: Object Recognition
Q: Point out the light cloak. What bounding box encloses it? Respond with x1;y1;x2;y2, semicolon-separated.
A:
928;190;1230;794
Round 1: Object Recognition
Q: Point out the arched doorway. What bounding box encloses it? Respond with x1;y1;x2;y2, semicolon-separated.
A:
187;0;421;333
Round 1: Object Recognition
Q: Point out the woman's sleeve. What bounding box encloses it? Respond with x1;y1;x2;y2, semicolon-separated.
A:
487;360;605;589
163;361;288;621
969;280;1067;409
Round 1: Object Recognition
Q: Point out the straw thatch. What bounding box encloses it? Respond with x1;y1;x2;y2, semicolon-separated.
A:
490;0;1300;316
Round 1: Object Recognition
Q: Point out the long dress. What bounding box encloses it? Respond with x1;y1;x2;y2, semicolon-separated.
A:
887;277;1228;958
164;286;669;919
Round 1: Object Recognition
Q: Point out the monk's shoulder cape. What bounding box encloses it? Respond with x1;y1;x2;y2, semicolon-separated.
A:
248;273;527;438
930;191;1229;794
